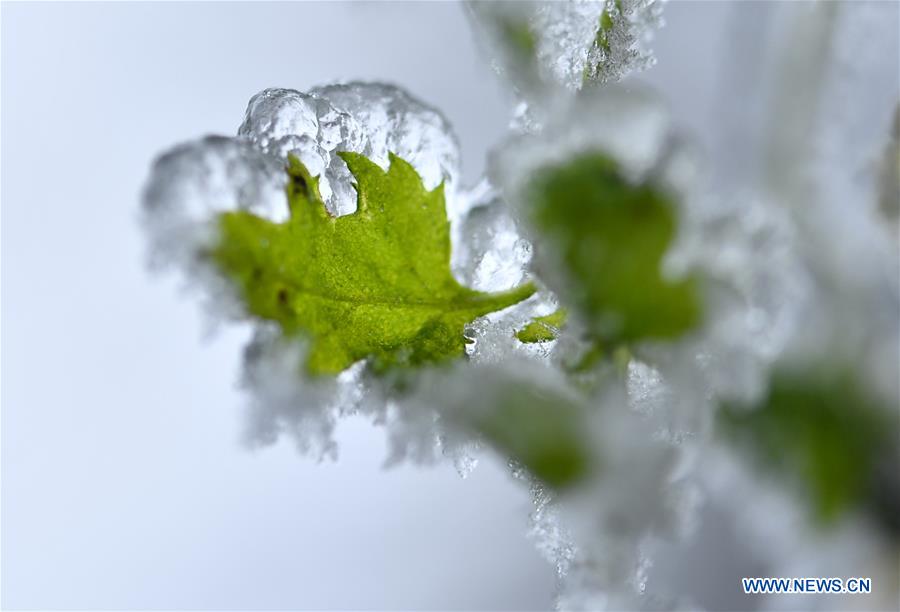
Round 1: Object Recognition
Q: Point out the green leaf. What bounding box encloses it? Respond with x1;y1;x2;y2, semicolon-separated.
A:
719;369;899;527
210;152;535;375
526;152;702;346
516;309;567;343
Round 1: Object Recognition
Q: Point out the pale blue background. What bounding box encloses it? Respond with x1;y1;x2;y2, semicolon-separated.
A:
2;1;768;609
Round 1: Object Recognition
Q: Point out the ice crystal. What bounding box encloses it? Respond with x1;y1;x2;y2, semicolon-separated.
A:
451;184;560;366
238;83;462;218
582;0;664;85
455;193;532;293
142;136;287;268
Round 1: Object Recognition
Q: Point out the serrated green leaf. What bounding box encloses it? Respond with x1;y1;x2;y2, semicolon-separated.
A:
516;309;568;343
526;152;702;346
719;369;899;527
210;152;535;375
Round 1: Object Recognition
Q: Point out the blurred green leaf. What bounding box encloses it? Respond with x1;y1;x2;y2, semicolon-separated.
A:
526;152;702;347
720;369;899;527
498;16;537;59
459;379;594;489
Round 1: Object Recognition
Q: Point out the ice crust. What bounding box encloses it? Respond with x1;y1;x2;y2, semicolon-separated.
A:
455;194;532;293
238;83;461;218
143;136;288;266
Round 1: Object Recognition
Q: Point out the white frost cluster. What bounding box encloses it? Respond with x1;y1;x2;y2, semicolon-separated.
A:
587;0;664;84
143;82;462;254
452;186;561;366
238;83;461;217
143;136;287;267
467;0;663;100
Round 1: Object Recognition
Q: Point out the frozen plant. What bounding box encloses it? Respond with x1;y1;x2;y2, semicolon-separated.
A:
142;1;899;610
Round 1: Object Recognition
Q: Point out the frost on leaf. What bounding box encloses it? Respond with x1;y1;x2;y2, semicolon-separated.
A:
582;0;663;85
525;152;702;347
467;0;663;101
210;152;536;376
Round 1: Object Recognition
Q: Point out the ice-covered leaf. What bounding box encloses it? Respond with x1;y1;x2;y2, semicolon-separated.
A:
525;152;702;346
467;0;663;101
210;152;536;375
516;309;567;343
583;0;663;85
590;1;616;58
